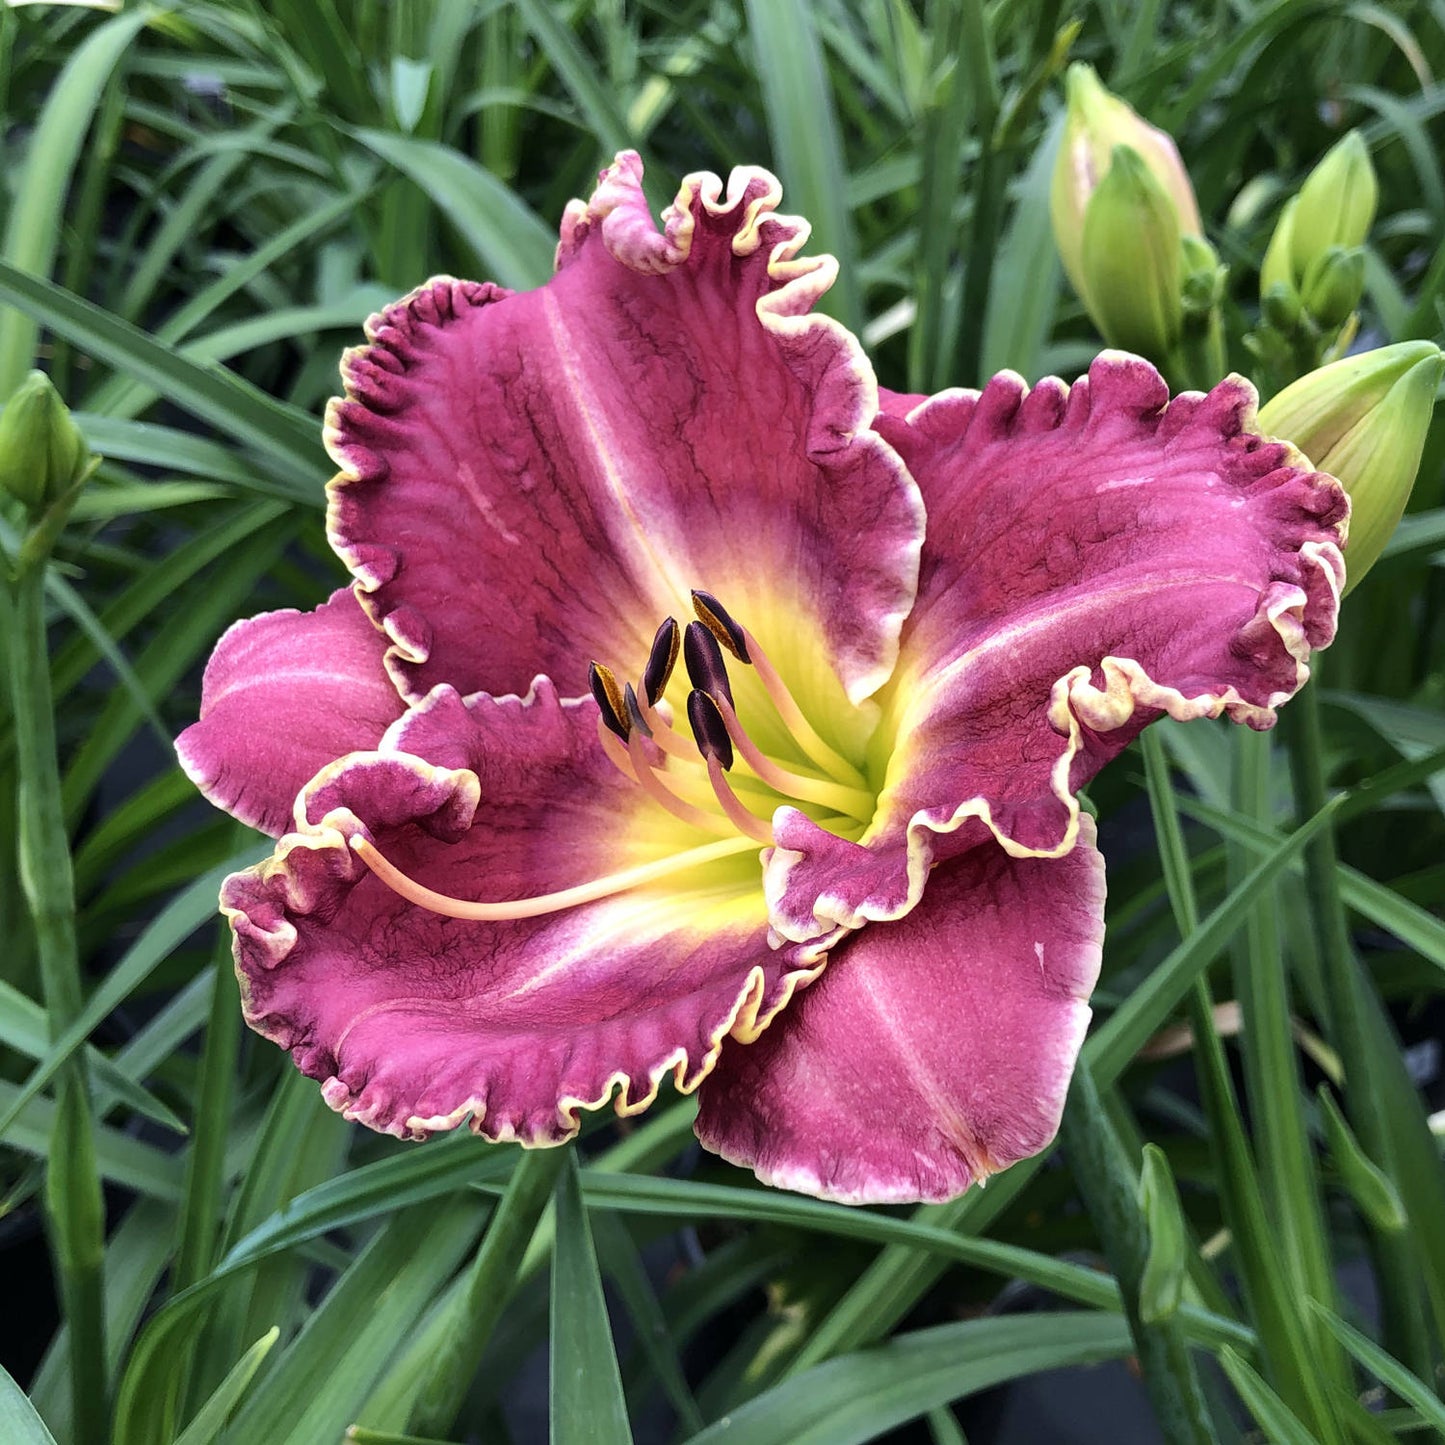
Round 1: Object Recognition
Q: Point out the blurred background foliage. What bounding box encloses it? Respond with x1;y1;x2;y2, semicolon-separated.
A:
3;1;1445;1442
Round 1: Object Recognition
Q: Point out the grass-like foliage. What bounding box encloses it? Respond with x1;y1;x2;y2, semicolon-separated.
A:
2;2;1445;1442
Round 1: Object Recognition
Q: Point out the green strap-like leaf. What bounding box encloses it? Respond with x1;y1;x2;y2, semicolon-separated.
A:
170;1328;279;1445
551;1151;633;1445
0;1367;59;1445
0;262;325;483
679;1313;1134;1445
0;7;151;397
353;128;556;290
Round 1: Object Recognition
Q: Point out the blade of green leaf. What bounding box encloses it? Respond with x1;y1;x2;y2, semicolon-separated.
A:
1216;1348;1325;1445
370;1146;566;1437
353;128;555;289
1311;1302;1445;1432
567;1172;1249;1350
0;1079;184;1201
205;1200;482;1445
0;1368;59;1445
511;0;637;159
679;1313;1133;1445
741;0;861;333
0;262;325;483
0;6;150;397
551;1151;633;1445
171;1328;279;1445
591;1210;705;1433
0;858;254;1141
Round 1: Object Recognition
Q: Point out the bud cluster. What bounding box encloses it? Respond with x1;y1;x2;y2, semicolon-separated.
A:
1253;132;1378;382
1050;64;1224;391
1046;68;1434;598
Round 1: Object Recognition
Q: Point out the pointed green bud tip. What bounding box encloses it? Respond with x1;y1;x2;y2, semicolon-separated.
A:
1258;341;1444;591
1077;144;1184;360
0;371;90;516
1300;245;1365;330
1050;64;1201;309
1288;130;1378;290
1137;1144;1188;1325
1179;233;1226;317
1258;194;1299;313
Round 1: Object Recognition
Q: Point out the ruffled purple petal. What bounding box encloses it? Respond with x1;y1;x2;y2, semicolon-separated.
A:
697;818;1106;1204
768;355;1347;943
175;587;403;838
224;679;825;1142
326;151;922;714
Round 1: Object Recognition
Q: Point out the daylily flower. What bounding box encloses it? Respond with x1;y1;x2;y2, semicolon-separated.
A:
178;153;1347;1205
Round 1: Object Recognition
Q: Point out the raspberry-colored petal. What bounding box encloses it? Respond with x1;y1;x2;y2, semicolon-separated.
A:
175;588;403;837
767;356;1346;944
698;819;1106;1204
225;680;825;1142
326;152;922;725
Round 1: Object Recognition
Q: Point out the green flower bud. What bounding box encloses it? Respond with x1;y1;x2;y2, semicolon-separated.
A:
1138;1144;1189;1325
1290;130;1377;286
1077;144;1183;359
1051;64;1202;309
1179;233;1226;319
1259;196;1300;310
0;371;89;515
1260;279;1302;333
1300;245;1366;329
1258;341;1444;590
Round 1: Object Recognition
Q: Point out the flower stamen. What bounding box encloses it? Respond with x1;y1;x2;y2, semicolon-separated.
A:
643;617;681;704
625;727;735;836
350;831;759;921
683;621;734;705
689;591;868;789
712;694;874;819
588;662;630;742
687;689;775;844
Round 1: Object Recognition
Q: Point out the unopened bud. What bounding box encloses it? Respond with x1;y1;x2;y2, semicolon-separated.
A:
1259;341;1444;590
1051;64;1201;309
0;371;89;514
1180;234;1226;319
1261;279;1302;333
1078;145;1183;359
1301;245;1366;330
1259;196;1300;311
1290;131;1377;286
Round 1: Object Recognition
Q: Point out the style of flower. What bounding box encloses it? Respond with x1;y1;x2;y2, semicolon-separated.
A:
178;153;1346;1205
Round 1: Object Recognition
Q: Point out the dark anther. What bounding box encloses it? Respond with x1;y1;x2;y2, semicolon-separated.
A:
691;590;750;663
588;662;630;741
643;617;680;705
686;689;734;770
683;621;734;706
623;682;652;738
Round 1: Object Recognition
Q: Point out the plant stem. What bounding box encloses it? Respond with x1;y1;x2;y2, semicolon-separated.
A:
1059;1062;1214;1445
1284;668;1441;1374
2;561;106;1445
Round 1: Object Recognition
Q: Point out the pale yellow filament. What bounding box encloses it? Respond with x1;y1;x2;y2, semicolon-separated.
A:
713;696;873;820
704;757;775;844
624;729;735;836
738;625;869;789
350;831;759;921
